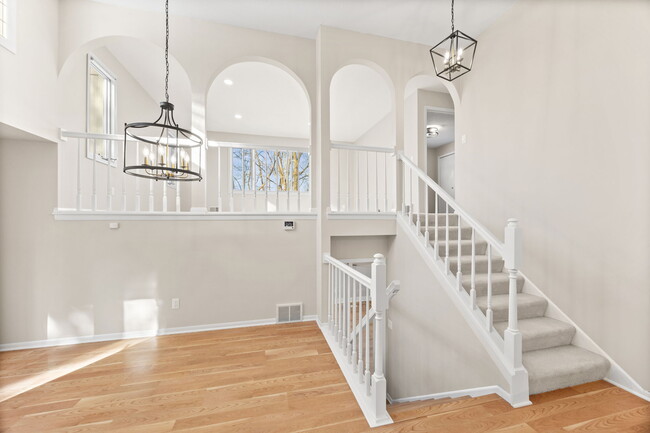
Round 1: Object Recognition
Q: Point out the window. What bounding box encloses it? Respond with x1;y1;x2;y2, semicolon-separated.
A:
86;54;117;164
232;148;310;192
0;0;16;53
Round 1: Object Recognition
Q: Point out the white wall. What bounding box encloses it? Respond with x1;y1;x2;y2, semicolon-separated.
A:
455;0;650;390
0;139;317;344
0;0;59;141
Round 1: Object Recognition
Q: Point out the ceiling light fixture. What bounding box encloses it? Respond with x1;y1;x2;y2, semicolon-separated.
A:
429;0;477;82
426;126;439;137
123;0;203;182
234;114;243;120
224;79;234;86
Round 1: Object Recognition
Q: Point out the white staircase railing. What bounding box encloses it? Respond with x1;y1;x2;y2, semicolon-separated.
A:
397;152;529;406
322;253;398;427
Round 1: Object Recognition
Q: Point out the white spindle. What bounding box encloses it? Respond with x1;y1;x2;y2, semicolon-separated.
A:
176;182;181;211
135;141;141;212
346;275;351;359
264;151;269;212
337;148;341;212
416;178;421;233
457;213;462;287
366;152;370;212
148;178;154;211
356;151;361;212
357;281;363;380
408;165;413;220
445;202;450;270
106;140;112;211
276;151;280;212
286;151;291;212
252;149;257;212
217;146;222;212
401;159;406;214
486;244;493;331
76;138;82;210
364;283;370;395
328;264;333;331
470;228;477;308
121;145;127;212
241;149;245;211
163;180;168;212
374;152;379;212
347;149;351;212
297;152;301;212
352;279;357;369
338;268;343;345
383;153;388;212
92;139;97;211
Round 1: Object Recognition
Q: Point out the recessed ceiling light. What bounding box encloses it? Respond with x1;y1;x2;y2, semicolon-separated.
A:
234;114;243;120
307;122;311;126
224;79;234;86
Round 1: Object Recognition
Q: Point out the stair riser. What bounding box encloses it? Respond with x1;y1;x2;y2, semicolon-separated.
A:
481;302;547;322
420;227;473;240
438;242;488;256
448;259;504;274
412;214;459;225
462;277;524;297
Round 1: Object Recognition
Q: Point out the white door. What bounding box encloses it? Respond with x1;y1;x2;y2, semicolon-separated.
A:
438;153;455;198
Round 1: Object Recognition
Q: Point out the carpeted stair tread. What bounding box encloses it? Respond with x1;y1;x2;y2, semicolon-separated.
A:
493;317;576;352
448;255;504;273
477;293;547;321
434;239;488;255
523;345;610;395
461;272;524;296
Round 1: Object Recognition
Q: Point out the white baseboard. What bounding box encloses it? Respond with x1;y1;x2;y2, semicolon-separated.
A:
387;385;512;406
0;315;319;352
605;378;650;402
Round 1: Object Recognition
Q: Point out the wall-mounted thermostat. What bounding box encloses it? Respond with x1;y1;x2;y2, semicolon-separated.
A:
284;221;295;231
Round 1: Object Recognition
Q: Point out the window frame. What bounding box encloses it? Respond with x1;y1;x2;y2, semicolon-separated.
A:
86;53;117;166
0;0;17;53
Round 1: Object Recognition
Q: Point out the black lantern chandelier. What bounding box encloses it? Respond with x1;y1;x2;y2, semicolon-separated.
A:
123;0;202;182
429;0;477;82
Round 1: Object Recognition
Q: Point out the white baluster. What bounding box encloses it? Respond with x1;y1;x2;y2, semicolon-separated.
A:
401;158;406;214
176;182;181;211
470;228;477;308
486;244;493;331
383;153;388;212
276;151;280;212
424;183;429;246
135;141;141;212
347;149;351;212
106;140;112;211
217;145;222;212
457;213;463;289
408;166;413;220
338;268;343;345
346;275;351;359
416;178;421;234
352;279;357;368
366;152;370;212
333;267;338;338
364;283;370;395
252;149;257;212
434;191;439;257
357;281;363;379
149;178;154;211
504;219;522;369
264;151;269;212
374;152;379;212
328;263;333;331
337;148;341;212
445;202;450;271
163;180;168;212
76;138;82;210
241;149;246;212
296;152;301;212
92;139;97;211
286;151;291;212
356;151;361;212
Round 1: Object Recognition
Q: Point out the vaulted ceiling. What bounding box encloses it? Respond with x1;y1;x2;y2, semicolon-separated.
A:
90;0;518;46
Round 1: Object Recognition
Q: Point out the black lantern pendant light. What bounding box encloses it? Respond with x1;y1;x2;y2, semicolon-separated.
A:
429;0;477;82
123;0;203;181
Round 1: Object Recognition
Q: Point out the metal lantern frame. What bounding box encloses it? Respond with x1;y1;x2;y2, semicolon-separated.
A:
123;0;203;182
429;30;477;82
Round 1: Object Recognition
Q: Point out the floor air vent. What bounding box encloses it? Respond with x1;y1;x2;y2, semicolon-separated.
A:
277;303;302;323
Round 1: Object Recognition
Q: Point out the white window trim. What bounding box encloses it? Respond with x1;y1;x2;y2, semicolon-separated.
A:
0;0;17;54
86;53;118;166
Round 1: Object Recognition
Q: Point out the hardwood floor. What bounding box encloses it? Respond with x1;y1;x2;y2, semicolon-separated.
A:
0;322;648;432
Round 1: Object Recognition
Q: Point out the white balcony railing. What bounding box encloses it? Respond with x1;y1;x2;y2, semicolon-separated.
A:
329;144;396;214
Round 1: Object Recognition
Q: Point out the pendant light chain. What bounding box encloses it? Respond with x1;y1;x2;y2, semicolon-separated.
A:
165;0;170;103
451;0;455;33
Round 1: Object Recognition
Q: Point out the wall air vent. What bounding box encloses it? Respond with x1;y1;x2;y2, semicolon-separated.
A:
277;303;302;323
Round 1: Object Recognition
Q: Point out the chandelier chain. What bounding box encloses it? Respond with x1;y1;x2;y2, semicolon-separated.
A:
165;0;170;102
451;0;455;33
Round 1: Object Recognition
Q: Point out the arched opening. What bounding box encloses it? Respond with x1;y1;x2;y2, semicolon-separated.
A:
57;36;193;212
329;64;395;212
404;74;457;212
206;60;311;212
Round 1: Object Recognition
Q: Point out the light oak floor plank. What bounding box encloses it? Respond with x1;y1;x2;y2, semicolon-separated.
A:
1;322;648;432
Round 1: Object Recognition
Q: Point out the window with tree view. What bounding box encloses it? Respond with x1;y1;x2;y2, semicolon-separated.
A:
232;148;310;192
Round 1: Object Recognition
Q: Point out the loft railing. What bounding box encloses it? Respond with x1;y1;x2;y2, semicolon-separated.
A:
397;152;529;405
322;253;399;427
57;131;313;215
329;143;396;214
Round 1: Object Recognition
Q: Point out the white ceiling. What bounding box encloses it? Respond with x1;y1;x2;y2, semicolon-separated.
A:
207;62;310;139
330;65;392;143
104;39;193;125
426;110;454;147
90;0;518;46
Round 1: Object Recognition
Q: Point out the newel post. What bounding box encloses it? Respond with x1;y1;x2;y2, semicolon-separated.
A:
371;253;390;421
503;219;523;369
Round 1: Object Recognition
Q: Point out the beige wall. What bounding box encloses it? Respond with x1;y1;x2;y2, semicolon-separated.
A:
455;0;650;390
427;142;455;183
386;224;509;398
0;139;317;344
0;0;59;141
